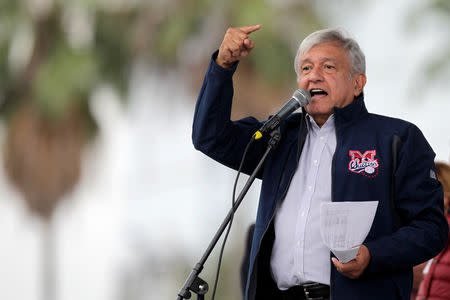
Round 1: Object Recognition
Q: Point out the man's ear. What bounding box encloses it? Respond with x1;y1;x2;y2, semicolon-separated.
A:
353;73;367;96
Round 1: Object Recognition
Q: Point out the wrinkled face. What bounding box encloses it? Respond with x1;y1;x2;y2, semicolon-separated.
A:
297;41;366;126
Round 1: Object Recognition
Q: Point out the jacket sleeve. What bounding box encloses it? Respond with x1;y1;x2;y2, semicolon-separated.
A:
192;51;269;176
364;124;449;273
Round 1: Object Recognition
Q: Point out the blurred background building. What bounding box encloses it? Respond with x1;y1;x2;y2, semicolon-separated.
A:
0;0;448;299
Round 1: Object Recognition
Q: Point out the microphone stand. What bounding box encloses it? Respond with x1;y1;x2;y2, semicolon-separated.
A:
176;128;281;300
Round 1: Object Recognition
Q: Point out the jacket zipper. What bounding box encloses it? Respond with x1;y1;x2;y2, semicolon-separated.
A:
252;144;300;284
249;115;308;299
329;118;341;300
258;115;308;256
329;151;336;300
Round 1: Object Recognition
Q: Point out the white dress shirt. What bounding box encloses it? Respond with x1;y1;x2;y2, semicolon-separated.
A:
270;114;337;289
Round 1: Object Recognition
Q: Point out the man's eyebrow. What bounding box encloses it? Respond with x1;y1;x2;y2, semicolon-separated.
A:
299;57;338;65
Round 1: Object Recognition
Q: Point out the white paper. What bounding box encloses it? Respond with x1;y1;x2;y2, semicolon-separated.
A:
320;201;378;263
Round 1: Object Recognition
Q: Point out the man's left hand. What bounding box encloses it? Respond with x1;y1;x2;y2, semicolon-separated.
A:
331;244;371;279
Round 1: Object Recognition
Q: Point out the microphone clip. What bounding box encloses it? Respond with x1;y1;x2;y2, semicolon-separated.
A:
253;115;281;140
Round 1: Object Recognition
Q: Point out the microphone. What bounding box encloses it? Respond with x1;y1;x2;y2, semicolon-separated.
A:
253;89;310;140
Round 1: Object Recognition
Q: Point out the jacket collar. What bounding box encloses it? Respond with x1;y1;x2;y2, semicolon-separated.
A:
333;93;368;125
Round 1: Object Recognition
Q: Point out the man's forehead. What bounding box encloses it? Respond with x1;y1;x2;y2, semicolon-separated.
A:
299;42;349;64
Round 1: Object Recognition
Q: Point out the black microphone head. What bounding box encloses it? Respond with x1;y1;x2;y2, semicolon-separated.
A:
292;89;311;107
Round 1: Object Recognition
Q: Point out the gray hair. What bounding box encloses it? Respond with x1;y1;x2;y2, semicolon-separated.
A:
294;28;366;79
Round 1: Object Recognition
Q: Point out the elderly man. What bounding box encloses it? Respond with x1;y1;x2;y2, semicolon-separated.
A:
192;26;448;300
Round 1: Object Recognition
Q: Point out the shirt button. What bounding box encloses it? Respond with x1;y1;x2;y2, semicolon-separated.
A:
297;241;301;246
320;136;324;141
313;159;318;165
308;186;312;191
297;272;302;277
301;211;305;217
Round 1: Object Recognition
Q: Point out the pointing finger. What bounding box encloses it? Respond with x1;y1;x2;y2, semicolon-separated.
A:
241;25;262;34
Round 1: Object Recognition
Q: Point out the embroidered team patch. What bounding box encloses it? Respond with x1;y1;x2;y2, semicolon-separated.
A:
348;150;379;177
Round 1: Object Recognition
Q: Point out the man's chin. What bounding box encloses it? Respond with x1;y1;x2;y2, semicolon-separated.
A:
305;105;333;118
310;94;328;102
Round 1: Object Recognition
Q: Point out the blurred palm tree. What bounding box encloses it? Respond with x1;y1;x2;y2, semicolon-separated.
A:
0;1;147;299
0;0;323;300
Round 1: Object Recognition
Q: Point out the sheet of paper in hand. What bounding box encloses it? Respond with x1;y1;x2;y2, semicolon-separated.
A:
320;201;378;263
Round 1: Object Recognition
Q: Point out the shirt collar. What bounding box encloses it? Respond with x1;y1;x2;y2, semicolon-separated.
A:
306;114;336;136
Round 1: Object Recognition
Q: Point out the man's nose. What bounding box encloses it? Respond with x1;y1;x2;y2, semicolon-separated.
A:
308;66;324;82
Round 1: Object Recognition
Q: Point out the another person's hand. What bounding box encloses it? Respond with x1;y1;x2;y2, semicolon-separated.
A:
216;25;261;68
331;245;371;279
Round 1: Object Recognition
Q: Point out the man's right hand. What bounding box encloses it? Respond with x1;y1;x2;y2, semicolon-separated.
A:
216;25;261;69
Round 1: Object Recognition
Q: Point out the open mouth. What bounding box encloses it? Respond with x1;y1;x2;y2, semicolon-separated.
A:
309;88;328;98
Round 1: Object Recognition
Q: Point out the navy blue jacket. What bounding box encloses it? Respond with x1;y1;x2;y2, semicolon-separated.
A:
192;53;448;300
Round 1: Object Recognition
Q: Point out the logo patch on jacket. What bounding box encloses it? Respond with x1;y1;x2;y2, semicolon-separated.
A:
348;150;379;177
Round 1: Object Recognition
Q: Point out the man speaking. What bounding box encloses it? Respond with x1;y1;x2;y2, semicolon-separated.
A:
192;26;448;300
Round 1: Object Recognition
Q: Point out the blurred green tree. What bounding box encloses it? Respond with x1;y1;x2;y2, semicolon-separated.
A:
0;1;136;299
